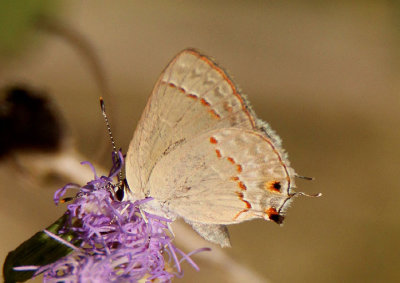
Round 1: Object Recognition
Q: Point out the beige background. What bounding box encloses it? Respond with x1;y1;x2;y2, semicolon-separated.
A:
1;1;399;282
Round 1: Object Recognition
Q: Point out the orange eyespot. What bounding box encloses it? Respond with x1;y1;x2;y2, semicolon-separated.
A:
265;207;284;224
265;181;281;192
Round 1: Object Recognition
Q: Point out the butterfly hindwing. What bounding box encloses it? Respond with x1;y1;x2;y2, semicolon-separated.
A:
143;128;294;225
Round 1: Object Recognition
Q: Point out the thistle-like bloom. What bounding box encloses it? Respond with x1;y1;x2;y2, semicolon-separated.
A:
21;152;207;282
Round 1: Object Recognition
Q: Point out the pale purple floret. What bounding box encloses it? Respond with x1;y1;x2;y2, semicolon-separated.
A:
40;152;209;282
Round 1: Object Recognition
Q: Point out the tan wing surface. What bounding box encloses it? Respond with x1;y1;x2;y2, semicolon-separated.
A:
125;49;298;246
146;128;296;225
127;49;262;197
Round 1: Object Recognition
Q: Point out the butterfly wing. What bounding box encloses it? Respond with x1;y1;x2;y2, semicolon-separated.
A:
125;49;296;246
126;49;262;198
146;128;295;224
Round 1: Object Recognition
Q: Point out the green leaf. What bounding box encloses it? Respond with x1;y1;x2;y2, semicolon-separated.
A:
3;213;78;283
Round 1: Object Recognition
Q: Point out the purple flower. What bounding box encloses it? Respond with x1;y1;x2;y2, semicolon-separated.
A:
28;152;209;282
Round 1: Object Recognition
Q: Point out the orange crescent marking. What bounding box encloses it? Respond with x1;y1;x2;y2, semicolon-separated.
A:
200;98;211;106
209;137;218;144
187;94;198;100
237;181;247;191
208;109;221;119
233;192;252;220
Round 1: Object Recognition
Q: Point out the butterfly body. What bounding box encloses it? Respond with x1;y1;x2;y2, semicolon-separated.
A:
125;49;296;247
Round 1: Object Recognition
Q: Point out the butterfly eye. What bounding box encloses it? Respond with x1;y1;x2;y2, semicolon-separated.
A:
115;187;124;201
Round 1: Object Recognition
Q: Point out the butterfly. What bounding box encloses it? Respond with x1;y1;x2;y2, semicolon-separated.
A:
124;49;299;247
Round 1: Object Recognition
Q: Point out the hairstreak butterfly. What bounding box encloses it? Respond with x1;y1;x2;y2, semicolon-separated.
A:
125;49;303;247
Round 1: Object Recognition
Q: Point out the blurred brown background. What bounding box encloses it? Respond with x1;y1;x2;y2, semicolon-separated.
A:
1;1;399;282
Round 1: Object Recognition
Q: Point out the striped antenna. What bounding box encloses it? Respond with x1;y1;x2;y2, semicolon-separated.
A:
100;97;125;200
